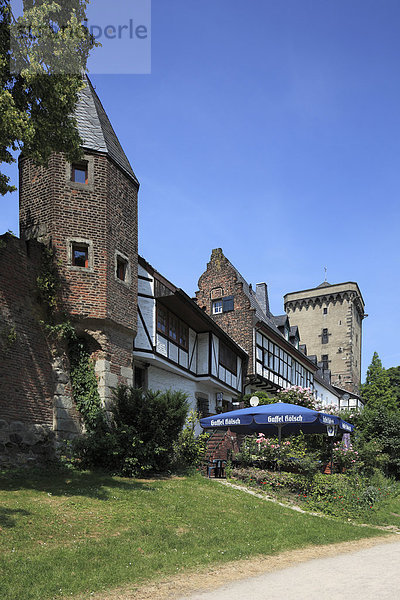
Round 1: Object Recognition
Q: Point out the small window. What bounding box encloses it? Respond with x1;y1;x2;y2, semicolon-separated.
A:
169;314;178;342
321;354;329;370
157;305;168;335
179;322;188;348
71;163;88;184
72;243;89;268
322;328;329;344
219;340;237;375
116;256;128;281
134;367;146;389
197;397;210;419
213;300;223;314
323;307;328;315
213;296;234;314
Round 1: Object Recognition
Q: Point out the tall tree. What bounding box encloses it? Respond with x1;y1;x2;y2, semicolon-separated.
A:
386;365;400;408
0;0;96;195
360;352;397;411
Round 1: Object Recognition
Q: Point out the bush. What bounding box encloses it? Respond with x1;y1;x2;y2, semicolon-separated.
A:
234;432;321;475
172;411;209;473
332;440;360;472
357;406;400;478
73;386;189;477
231;467;397;519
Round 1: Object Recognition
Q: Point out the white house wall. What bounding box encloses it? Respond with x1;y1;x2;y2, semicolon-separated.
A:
138;264;154;295
136;296;154;351
210;334;219;378
147;364;239;435
188;329;197;373
197;333;209;375
314;380;339;407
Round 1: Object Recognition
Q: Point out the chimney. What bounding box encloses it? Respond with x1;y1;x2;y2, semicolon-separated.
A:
256;283;270;316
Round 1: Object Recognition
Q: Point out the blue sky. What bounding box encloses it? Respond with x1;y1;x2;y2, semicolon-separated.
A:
2;0;400;378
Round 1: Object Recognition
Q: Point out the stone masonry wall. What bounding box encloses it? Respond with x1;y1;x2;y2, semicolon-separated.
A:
0;234;81;466
285;294;362;394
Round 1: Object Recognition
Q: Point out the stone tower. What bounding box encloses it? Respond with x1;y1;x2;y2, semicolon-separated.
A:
283;282;365;394
19;75;139;411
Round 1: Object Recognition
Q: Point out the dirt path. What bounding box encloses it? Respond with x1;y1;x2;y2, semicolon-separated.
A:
92;535;398;600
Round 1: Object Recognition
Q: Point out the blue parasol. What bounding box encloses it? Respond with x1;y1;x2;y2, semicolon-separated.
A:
200;402;354;437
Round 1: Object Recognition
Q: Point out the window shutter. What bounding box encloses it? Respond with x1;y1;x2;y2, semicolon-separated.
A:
222;295;234;312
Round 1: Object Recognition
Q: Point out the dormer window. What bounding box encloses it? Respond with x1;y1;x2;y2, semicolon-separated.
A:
71;162;88;184
72;243;89;268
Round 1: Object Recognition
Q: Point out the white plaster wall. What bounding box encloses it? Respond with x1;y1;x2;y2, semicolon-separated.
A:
197;333;209;375
147;365;238;435
210;334;219;378
314;380;339;407
136;297;154;350
188;329;197;373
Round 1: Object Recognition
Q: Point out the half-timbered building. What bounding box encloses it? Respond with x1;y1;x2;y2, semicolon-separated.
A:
196;248;318;396
133;257;248;427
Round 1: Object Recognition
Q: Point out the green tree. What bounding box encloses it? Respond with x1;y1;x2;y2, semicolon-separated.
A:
74;386;189;477
360;352;397;411
356;406;400;478
1;0;96;195
386;365;400;408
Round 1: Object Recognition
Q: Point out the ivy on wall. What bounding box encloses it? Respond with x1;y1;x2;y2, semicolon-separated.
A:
68;335;103;431
36;247;60;318
36;245;102;431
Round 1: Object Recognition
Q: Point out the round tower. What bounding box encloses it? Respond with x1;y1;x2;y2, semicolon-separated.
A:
19;76;139;411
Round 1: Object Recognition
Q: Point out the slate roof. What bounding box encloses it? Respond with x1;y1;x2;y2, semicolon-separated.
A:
228;263;285;338
273;314;289;329
75;75;138;185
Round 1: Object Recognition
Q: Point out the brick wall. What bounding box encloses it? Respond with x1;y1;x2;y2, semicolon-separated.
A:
19;153;138;335
0;234;54;427
195;248;256;373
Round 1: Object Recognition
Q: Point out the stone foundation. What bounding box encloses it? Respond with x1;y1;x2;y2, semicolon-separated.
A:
0;419;56;468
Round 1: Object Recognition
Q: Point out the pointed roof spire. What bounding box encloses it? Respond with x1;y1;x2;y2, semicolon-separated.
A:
75;75;139;185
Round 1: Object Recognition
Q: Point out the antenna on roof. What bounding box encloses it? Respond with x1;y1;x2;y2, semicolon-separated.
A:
324;266;327;282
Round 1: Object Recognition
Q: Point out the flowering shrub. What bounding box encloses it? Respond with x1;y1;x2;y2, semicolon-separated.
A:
255;434;291;461
276;386;316;409
235;433;320;476
231;467;397;519
276;386;341;416
338;407;362;424
333;440;359;471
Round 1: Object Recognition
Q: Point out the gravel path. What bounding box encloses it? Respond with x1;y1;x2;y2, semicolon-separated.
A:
177;538;400;600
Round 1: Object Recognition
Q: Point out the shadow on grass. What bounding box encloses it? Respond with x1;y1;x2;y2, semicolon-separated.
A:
0;507;31;528
0;465;158;500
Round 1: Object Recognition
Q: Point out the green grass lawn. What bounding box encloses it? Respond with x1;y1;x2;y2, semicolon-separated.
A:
0;468;389;600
